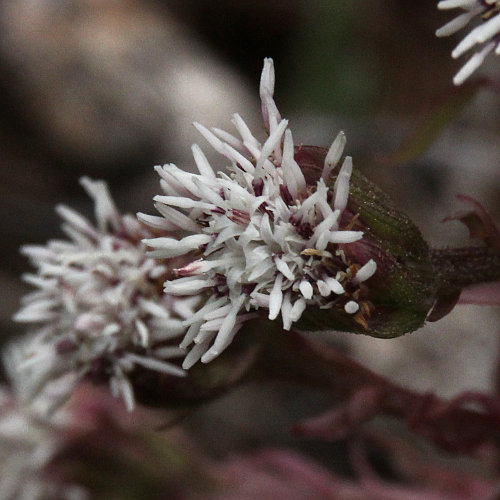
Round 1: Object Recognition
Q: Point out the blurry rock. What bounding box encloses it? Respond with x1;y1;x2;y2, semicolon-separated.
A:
0;0;257;173
343;305;499;399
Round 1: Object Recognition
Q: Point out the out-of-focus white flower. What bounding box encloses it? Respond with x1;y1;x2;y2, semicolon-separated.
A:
436;0;500;84
142;58;376;368
0;388;88;500
9;178;197;411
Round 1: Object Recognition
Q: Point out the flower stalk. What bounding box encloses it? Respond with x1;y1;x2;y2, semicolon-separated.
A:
431;246;500;292
254;326;500;454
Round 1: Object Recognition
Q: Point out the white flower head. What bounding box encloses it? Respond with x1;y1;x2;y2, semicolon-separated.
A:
9;178;197;412
143;58;376;368
436;0;500;84
0;388;88;500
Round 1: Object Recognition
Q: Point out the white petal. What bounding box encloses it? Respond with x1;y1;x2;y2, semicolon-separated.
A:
268;274;284;320
22;274;57;290
201;295;246;362
453;41;496;85
333;156;352;212
344;301;360;314
281;129;306;198
80;177;121;231
355;259;377;283
260;58;281;130
136;212;178;231
193;121;228;157
213;224;243;247
299;280;313;300
436;9;481;37
155;164;195;198
260;213;276;248
290;297;306;322
191;144;216;178
231;113;261;153
328;231;363;244
153;346;186;358
274;256;295;281
182;296;229;327
452;21;485;58
126;353;185;377
202;305;232;323
317;280;331;297
322;131;346;182
222;143;256;174
183;337;213;369
325;277;345;295
473;13;500;44
55;204;96;239
260;57;275;101
192;177;225;206
153;195;214;211
149;319;188;340
255;119;288;177
251;292;270;307
309;210;340;250
135;319;150;347
164;276;214;295
153;203;202;233
175;258;221;277
144;234;211;258
179;322;203;349
21;245;54;261
112;374;135;412
138;298;170;319
281;292;293;330
13;306;58;323
212;126;244;150
438;0;478;9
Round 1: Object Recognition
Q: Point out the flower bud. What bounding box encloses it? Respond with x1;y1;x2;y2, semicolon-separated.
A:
294;146;438;338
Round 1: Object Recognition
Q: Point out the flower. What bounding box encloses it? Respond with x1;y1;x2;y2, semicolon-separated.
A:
9;177;197;411
436;0;500;85
0;387;88;500
142;58;377;368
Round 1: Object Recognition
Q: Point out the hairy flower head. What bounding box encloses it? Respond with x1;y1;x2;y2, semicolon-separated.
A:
0;387;88;500
142;59;377;368
10;178;196;411
436;0;500;84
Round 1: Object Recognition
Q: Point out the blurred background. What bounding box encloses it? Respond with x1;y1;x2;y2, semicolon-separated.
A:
0;0;499;467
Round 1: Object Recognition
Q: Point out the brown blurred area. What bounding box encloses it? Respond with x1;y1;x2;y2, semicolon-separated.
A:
0;0;499;461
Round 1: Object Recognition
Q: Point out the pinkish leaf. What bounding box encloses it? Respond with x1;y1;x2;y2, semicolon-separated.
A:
444;194;500;249
293;387;382;440
459;282;500;305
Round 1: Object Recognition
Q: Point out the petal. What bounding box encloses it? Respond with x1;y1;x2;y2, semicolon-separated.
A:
322;131;346;182
344;301;360;314
164;276;214;295
274;256;295;281
355;259;377;283
333;156;352;212
268;274;284;320
328;231;363;244
143;234;211;258
299;280;313;300
191;144;216;178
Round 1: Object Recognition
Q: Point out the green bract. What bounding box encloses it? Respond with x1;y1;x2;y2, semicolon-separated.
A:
294;146;437;338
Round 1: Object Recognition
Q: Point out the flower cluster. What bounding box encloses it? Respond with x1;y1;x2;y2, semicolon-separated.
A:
0;388;88;500
142;58;376;369
436;0;500;84
10;178;195;411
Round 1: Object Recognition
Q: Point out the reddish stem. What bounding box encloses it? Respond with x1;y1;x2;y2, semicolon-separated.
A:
256;329;500;454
